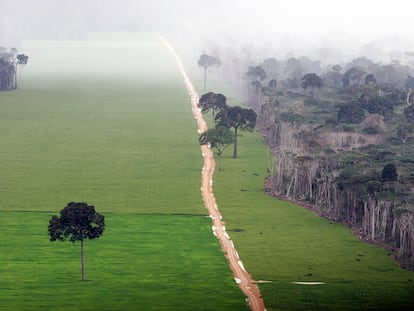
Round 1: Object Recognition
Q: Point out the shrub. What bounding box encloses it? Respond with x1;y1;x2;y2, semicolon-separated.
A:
381;163;398;182
404;105;414;122
337;102;365;124
360;96;394;119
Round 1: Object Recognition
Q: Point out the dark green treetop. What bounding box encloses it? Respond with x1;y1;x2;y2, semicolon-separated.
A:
200;126;234;171
215;106;257;158
199;92;227;118
48;202;105;281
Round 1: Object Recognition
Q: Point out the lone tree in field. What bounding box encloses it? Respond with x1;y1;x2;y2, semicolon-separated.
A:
198;53;221;91
199;126;234;171
15;54;28;89
215;106;257;159
48;202;105;282
198;92;227;119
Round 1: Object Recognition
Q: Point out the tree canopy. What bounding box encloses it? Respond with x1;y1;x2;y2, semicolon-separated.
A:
17;54;28;66
198;92;227;118
197;53;221;91
48;202;105;281
301;73;322;98
404;105;414;122
246;65;266;82
364;73;377;85
301;73;322;89
360;95;394;120
337;102;366;124
199;126;234;171
342;66;366;86
261;79;278;97
405;75;414;89
215;106;257;158
381;163;398;182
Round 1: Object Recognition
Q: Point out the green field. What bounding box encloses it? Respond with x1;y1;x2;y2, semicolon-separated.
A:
212;130;414;310
0;212;246;311
1;33;414;311
0;35;247;310
0;37;202;214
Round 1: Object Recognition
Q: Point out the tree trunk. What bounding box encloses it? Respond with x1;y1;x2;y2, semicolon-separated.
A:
203;68;207;92
381;204;389;243
81;239;86;281
218;154;223;171
14;63;17;89
233;127;238;158
371;203;376;241
407;88;411;105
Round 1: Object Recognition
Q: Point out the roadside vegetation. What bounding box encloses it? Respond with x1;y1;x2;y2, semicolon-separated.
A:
195;48;414;310
211;128;414;310
3;34;414;311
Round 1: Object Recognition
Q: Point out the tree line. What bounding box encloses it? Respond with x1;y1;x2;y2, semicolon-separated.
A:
197;45;414;268
242;53;414;269
197;53;258;170
0;47;28;91
197;90;257;171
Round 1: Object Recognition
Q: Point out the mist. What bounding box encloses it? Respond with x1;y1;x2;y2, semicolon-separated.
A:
1;0;414;64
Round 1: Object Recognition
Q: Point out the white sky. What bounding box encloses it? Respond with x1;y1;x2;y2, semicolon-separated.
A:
2;0;414;57
186;0;414;41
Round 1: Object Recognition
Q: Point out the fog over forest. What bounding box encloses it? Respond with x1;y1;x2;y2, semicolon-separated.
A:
1;0;414;63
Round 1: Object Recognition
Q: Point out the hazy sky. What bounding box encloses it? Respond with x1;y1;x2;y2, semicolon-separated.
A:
1;0;413;58
225;0;413;40
174;0;413;40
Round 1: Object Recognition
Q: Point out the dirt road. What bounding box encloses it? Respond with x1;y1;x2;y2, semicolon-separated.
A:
161;36;266;311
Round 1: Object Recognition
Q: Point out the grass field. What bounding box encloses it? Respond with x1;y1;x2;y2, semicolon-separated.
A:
0;81;201;214
0;212;247;311
212;129;414;310
0;37;202;214
0;35;248;310
2;33;414;310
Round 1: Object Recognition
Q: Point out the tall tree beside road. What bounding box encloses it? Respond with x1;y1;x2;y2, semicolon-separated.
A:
199;126;234;171
215;106;257;159
198;53;221;91
198;92;227;119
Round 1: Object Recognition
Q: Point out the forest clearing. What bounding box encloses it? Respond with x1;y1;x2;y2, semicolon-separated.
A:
0;33;413;311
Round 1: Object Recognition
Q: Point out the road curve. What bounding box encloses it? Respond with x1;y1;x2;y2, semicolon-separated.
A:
160;35;266;311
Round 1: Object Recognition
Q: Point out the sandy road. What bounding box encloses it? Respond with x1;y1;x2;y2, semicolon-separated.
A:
161;35;266;311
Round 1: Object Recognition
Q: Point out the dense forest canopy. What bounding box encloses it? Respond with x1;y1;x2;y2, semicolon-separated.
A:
199;37;414;269
227;51;414;269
